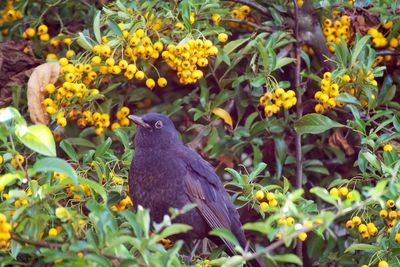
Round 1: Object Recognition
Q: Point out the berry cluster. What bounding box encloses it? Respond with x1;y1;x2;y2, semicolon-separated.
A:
368;20;400;49
162;39;218;85
329;186;354;200
112;106;131;131
254;190;278;211
259;88;297;117
0;213;11;249
227;5;255;31
322;15;352;53
0;0;22;36
345;199;400;247
111;196;133;212
10;154;24;168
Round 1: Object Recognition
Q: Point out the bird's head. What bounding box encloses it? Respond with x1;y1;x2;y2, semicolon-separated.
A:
129;113;181;149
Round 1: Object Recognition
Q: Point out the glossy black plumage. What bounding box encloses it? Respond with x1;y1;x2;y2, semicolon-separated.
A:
128;113;264;267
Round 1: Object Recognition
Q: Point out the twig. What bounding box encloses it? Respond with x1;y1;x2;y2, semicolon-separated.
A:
11;232;122;261
223;0;269;16
9;133;29;181
376;49;400;56
292;0;303;262
221;18;272;33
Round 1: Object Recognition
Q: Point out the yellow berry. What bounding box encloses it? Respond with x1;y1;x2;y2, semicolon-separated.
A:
255;190;265;200
358;224;367;234
145;78;156;89
55;207;68;219
345;220;354;229
66;50;75;59
384;144;393;152
40;33;50;42
175;22;185;31
259;202;269;211
157;77;167;87
286;217;295;225
389;210;397;220
339;187;348;197
218;33;228;43
120;118;130;127
380;210;388;218
298;232;307;241
387;199;395;208
383;21;393;30
395;233;400;244
57;117;67;128
378;260;389;267
352;216;361;226
37;24;48;35
269;198;278;207
111;122;121;131
266;192;275;201
46;84;56;94
48;228;58;236
135;71;145;80
329;187;339;197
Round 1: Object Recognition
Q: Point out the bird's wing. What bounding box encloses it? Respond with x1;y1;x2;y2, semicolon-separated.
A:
180;146;243;255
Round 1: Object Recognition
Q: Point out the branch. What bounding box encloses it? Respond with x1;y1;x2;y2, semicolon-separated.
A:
11;232;122;261
376;49;400;56
292;0;303;261
222;0;269;16
221;18;272;33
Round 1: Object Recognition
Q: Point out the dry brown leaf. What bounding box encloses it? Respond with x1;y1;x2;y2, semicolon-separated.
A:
27;62;61;125
328;128;355;156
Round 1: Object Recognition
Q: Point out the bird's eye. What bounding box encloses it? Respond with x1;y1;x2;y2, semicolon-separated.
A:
155;120;163;129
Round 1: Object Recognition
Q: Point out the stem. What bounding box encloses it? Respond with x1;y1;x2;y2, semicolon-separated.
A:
220;18;272;33
11;232;122;261
223;0;269;16
292;0;303;261
9;133;29;180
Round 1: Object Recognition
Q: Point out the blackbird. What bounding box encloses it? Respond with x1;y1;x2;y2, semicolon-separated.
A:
128;113;264;267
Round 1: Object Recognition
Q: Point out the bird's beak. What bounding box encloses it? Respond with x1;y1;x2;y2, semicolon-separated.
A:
128;115;151;129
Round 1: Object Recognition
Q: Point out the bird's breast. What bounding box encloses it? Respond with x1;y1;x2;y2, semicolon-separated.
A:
129;148;190;221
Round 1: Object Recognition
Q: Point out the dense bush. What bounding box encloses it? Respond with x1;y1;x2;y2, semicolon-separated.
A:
0;0;399;266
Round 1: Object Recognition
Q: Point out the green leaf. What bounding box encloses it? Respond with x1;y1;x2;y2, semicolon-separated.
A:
95;137;112;158
351;35;370;65
0;172;23;190
273;57;296;71
114;128;130;150
272;254;302;265
335;93;361;106
178;0;190;28
294;114;344;135
0;107;26;125
310;187;337;206
107;19;123;37
77;32;93;51
33;157;78;184
158;224;192;240
249;162;267;180
15;125;56;157
344;243;380;253
209;228;239;247
242;221;271;235
361;151;382;172
93;10;101;43
60;140;78;161
223;38;250;55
